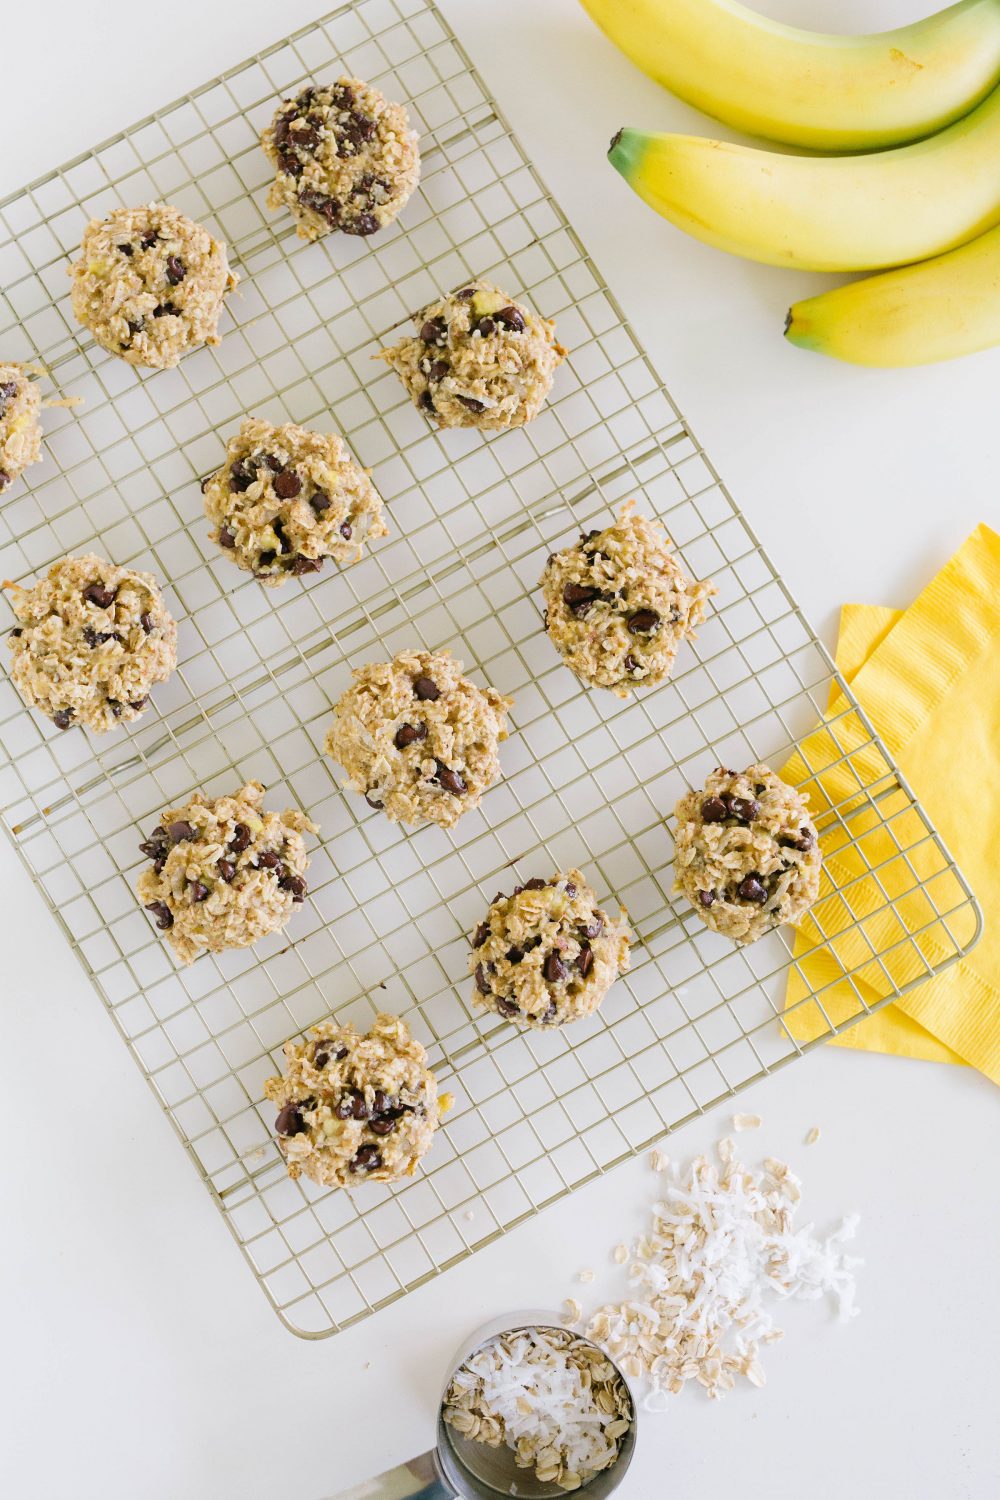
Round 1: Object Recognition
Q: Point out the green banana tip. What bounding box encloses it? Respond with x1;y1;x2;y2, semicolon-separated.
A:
608;127;624;156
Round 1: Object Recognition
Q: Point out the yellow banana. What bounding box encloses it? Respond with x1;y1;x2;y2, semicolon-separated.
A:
578;0;1000;151
785;223;1000;366
609;92;1000;272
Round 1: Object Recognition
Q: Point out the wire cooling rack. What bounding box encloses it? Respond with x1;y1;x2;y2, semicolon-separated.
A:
0;0;980;1339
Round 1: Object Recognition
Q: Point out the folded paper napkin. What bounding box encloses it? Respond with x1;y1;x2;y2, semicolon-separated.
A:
781;524;999;1084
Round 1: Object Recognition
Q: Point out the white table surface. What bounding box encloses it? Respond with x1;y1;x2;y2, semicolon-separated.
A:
3;2;999;1496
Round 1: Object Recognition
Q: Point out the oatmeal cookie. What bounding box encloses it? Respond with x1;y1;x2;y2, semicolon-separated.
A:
203;416;388;585
261;78;420;242
377;280;565;430
470;869;630;1028
135;780;316;964
673;764;822;944
264;1012;452;1187
540;504;715;694
0;363;42;496
324;648;512;828
69;202;238;368
4;553;177;733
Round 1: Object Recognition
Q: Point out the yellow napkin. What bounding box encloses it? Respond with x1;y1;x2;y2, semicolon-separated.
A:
780;524;999;1084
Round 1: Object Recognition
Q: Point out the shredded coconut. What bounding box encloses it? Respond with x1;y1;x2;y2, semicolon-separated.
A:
806;1125;821;1145
733;1112;762;1131
584;1137;861;1408
443;1326;632;1492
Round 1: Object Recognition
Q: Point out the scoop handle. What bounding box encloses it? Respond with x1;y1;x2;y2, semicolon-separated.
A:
321;1449;452;1500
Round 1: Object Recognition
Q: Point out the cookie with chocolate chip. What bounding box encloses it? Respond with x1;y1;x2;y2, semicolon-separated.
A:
261;77;420;242
540;504;715;694
264;1012;452;1187
0;362;43;497
324;648;512;828
135;780;316;964
69;202;237;369
470;869;630;1028
4;553;177;733
377;279;565;430
203;416;388;585
673;764;822;945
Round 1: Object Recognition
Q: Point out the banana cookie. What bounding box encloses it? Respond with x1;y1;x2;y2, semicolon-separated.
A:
136;780;315;964
471;870;630;1029
264;1012;452;1187
261;77;420;241
0;363;42;496
203;416;388;585
540;504;715;694
325;648;512;828
673;764;822;945
378;280;565;430
69;202;238;368
4;553;177;733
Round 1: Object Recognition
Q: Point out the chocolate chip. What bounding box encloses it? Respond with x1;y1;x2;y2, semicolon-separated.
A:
140;612;154;634
291;124;320;152
273;469;302;500
0;470;10;492
344;211;379;236
780;828;815;853
728;796;759;823
754;783;766;796
623;653;640;674
472;922;489;948
419;390;436;413
275;1103;306;1137
581;914;604;940
475;317;495;337
139;829;169;861
312;1046;330;1069
279;873;307;902
310;489;331;514
278;150;303;177
413;676;439;701
290;555;323;575
433;762;466;794
167;821;196;843
145;899;173;930
259;454;283;473
737;874;767;904
369;1116;397;1136
506;946;524;964
215;526;236;554
523;878;547;892
456;287;475;299
698;889;716;908
338;521;352;541
627;609;660;635
298;188;340;225
457;395;485;412
153;303;178;318
364;793;383;810
257;551;277;570
51;708;74;730
230;460;255;492
701;796;728;823
563;582;603;616
165;255;185;285
228;823;251;854
334;1089;369;1122
543;952;567;984
216;858;236;883
428;359;449;382
109;700;125;718
189;880;210;903
82;628;101;648
118;243;134;257
420;317;446;343
139;230;159;249
9;627;22;638
82;583;116;609
129;697;148;712
565;881;577;898
350;1144;382;1172
496;305;525;332
475;962;492;995
256;850;280;869
394;722;427;749
497;997;520;1016
577;943;594;977
541;1001;559;1025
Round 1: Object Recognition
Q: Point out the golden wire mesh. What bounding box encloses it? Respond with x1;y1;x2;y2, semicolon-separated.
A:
0;0;979;1337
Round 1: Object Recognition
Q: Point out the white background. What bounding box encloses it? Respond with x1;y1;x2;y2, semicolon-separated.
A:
2;1;999;1496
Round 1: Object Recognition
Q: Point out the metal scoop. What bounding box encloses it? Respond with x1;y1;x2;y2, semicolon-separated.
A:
327;1310;638;1499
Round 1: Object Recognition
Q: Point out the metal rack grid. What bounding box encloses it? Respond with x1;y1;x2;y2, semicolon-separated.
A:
0;0;979;1339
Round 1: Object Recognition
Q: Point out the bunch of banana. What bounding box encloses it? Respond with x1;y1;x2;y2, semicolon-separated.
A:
580;0;1000;365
